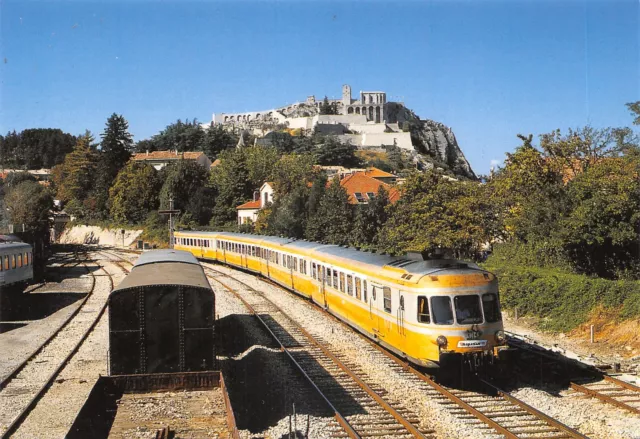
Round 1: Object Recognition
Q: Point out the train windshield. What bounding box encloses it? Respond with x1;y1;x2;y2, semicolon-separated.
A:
482;293;502;322
431;296;454;325
453;295;483;324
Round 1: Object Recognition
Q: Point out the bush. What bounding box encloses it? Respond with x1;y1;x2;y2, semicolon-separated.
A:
483;259;640;331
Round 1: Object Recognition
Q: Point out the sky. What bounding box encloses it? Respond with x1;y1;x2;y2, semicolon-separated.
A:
1;0;639;175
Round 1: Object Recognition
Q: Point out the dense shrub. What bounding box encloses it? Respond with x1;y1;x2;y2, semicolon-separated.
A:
483;252;640;331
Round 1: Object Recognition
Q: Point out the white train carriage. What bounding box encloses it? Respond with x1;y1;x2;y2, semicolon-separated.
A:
0;242;34;292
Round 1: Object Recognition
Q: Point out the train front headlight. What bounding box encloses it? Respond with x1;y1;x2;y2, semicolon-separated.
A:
495;330;506;345
436;335;448;349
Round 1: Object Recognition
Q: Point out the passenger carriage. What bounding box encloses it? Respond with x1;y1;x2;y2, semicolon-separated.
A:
174;231;510;371
0;240;34;294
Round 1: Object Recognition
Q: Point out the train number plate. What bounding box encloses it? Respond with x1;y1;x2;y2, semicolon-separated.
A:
457;340;487;348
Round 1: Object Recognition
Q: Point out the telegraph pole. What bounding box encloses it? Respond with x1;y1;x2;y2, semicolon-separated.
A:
159;197;180;249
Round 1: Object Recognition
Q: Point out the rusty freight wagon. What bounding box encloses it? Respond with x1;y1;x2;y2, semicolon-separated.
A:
108;250;215;375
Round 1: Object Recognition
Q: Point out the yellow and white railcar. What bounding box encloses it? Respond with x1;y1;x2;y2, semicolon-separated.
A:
174;231;510;369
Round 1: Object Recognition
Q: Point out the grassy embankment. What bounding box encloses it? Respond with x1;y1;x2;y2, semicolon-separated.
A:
482;244;640;333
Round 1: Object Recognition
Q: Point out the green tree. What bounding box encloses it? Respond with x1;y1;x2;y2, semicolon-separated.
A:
319;96;338;115
626;101;640;125
379;173;494;258
305;180;353;244
52;131;99;215
109;162;162;224
4;181;53;232
209;148;253;225
92;113;134;219
314;136;362;167
0;128;76;170
160;161;213;225
351;186;390;249
202;123;239;157
270;153;316;195
267;186;309;238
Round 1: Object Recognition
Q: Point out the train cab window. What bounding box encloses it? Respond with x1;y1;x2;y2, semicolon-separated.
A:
333;270;339;289
383;287;392;313
431;296;454;325
347;275;353;296
339;273;345;292
363;280;368;302
417;296;430;323
482;293;502;323
454;295;483;324
355;277;361;299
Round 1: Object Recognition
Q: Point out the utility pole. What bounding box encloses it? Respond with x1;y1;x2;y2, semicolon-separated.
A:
159;197;180;249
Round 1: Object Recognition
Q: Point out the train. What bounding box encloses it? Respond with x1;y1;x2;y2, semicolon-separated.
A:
174;231;513;373
108;250;216;375
0;236;34;294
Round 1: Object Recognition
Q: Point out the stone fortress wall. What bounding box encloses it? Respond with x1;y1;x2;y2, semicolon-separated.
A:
207;85;415;151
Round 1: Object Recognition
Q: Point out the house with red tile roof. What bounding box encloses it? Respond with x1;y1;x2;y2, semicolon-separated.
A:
131;150;211;170
237;182;275;225
339;172;401;204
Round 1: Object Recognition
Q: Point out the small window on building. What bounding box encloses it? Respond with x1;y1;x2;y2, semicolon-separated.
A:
347;275;353;296
339;272;345;292
383;287;392;313
417;296;431;323
354;192;366;203
367;192;376;199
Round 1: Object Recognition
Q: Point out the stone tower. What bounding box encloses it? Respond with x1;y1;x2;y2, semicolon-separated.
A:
342;84;351;107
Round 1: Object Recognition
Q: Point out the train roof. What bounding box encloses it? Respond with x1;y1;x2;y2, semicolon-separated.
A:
176;231;485;280
112;251;211;295
133;249;200;268
0;242;32;254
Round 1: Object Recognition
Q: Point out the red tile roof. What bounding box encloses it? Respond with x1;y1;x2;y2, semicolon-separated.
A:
364;167;396;178
339;172;401;204
132;151;206;161
236;199;261;210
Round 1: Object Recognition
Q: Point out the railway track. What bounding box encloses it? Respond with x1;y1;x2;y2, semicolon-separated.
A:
0;252;115;439
203;264;436;439
508;331;640;416
201;261;590;439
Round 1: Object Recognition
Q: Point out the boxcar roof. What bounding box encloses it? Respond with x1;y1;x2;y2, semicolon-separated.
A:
111;262;211;294
134;250;200;268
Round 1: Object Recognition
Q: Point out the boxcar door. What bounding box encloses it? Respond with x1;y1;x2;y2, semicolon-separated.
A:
144;286;180;373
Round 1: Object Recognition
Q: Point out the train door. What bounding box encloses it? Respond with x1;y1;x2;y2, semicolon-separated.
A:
370;284;382;338
397;291;407;350
199;239;204;259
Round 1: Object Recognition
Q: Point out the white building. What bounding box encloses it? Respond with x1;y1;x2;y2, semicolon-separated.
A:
236;182;275;225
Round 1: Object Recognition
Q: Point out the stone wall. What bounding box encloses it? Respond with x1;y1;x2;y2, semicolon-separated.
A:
58;225;143;247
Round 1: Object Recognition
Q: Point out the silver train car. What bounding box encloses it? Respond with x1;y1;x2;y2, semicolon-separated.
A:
0;241;34;293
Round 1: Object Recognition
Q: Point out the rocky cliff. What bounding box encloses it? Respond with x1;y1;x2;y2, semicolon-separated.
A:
385;103;476;179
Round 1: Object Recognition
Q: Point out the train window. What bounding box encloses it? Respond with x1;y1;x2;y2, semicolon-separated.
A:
24;252;29;265
355;277;361;299
454;295;483;324
339;273;345;292
482;293;502;323
4;256;8;270
400;295;405;310
294;257;298;272
417;297;430;323
372;286;376;300
303;260;307;275
0;258;2;271
383;287;391;312
431;296;454;325
312;263;317;279
333;270;338;289
11;255;16;269
276;253;280;264
363;280;368;302
347;275;353;296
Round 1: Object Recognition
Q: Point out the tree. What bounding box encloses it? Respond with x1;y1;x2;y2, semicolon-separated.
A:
93;114;134;219
627;101;640;125
270;153;316;195
209;148;253;225
266;186;309;238
0;129;76;170
4;181;53;232
160;161;213;225
203;123;239;157
109;162;162;224
52;131;99;216
378;173;494;258
314;136;362;167
305;180;353;245
319;96;338;115
351;186;390;249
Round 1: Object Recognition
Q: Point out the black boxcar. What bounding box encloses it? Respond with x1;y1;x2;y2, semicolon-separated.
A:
108;250;215;375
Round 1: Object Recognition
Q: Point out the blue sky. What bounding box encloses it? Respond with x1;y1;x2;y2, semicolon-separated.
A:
1;0;638;174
